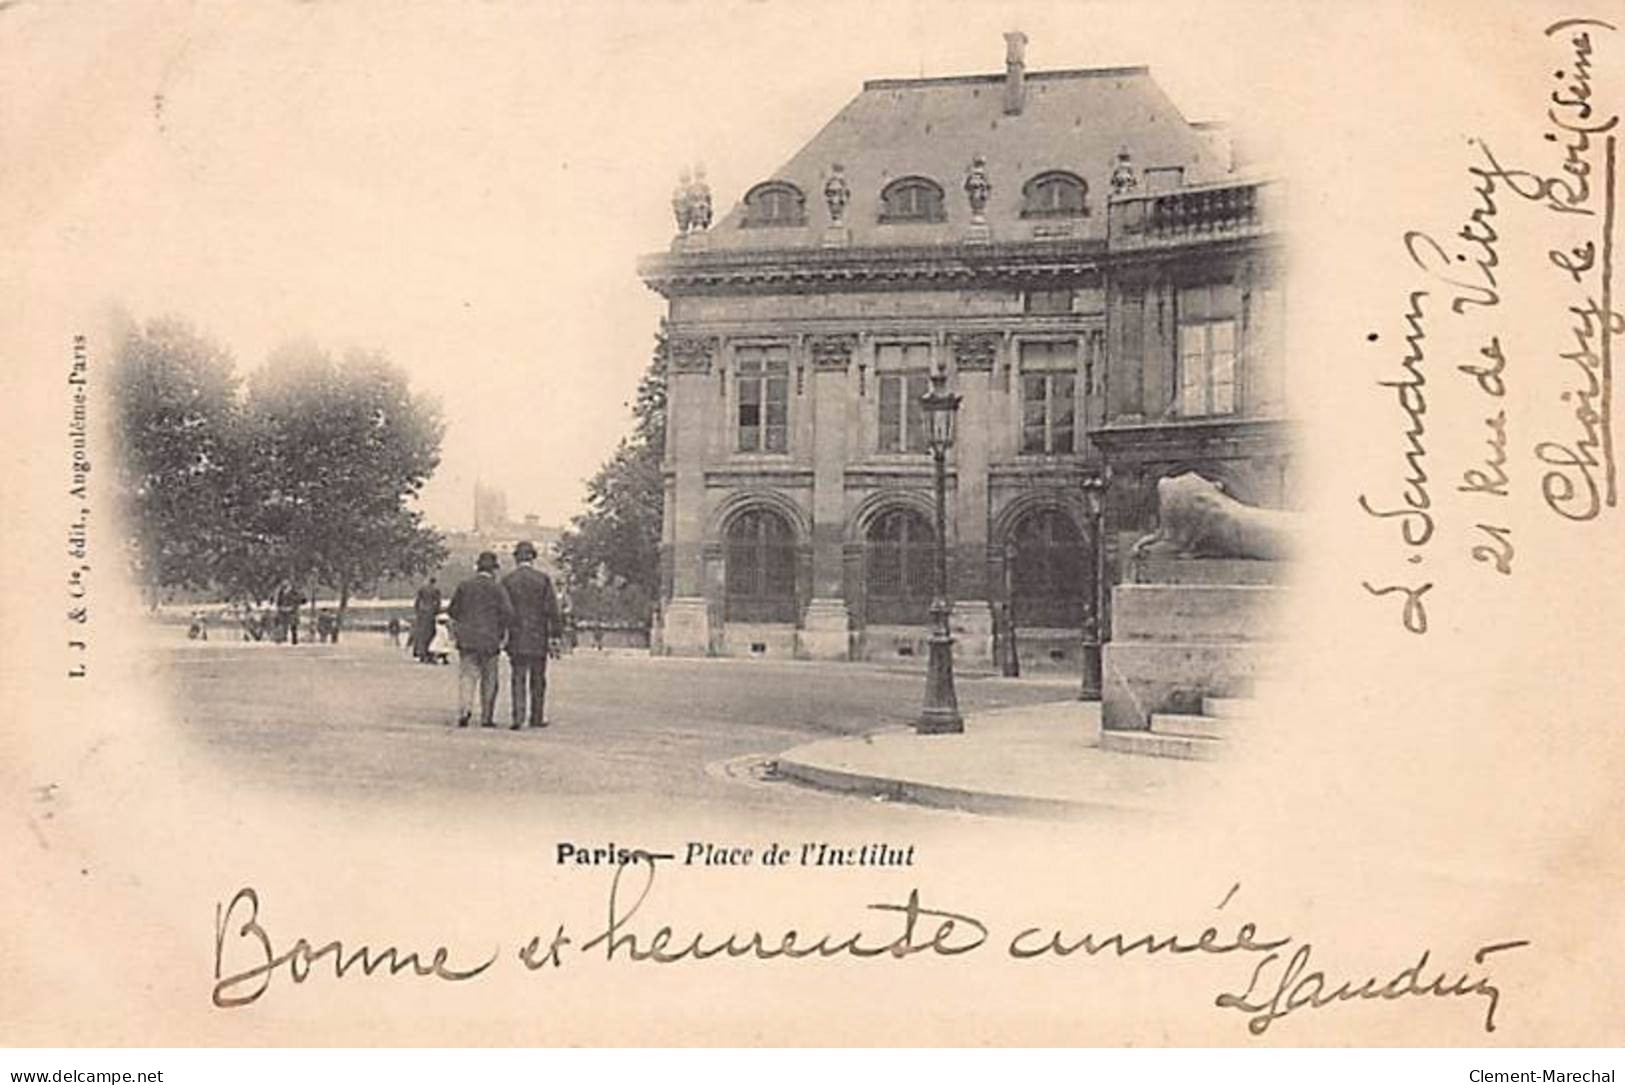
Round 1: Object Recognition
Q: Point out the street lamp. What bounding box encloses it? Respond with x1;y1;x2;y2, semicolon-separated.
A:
1078;471;1109;701
917;370;964;734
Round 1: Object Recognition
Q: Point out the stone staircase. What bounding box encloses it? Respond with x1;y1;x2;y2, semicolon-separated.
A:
1100;693;1256;761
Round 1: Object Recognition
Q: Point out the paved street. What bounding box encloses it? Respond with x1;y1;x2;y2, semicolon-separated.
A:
157;634;1077;824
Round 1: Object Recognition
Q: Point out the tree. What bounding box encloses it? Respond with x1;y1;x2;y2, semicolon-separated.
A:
109;316;243;604
556;324;667;623
240;342;447;633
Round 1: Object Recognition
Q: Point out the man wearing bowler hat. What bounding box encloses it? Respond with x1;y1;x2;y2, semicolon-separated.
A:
446;551;514;727
501;539;562;729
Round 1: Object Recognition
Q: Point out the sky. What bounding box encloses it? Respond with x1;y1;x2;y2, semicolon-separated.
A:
6;0;1309;530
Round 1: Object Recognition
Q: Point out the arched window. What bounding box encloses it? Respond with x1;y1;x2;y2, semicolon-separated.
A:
879;177;946;223
1008;509;1088;628
1021;171;1089;218
725;508;797;622
865;508;935;625
741;181;807;227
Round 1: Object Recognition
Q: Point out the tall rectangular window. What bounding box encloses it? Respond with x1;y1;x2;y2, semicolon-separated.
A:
1019;340;1078;454
736;345;790;452
1178;286;1239;416
875;344;931;453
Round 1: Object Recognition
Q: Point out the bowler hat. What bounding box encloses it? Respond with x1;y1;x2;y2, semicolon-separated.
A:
476;551;499;572
513;540;538;561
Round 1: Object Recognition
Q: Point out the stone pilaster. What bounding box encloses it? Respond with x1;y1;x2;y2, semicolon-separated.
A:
803;333;857;658
661;333;718;655
949;331;998;662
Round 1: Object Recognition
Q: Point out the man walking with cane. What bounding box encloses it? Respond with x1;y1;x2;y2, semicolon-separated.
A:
501;540;562;730
446;552;514;727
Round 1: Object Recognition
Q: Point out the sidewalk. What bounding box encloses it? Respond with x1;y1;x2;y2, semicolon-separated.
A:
774;699;1217;820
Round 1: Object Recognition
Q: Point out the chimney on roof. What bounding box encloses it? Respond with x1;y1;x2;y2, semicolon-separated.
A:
1003;31;1028;116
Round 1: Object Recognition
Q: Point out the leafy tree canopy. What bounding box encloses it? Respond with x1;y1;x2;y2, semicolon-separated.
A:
110;316;448;624
555;323;667;623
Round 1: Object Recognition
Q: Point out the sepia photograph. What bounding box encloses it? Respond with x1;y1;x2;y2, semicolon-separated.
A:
4;0;1624;1064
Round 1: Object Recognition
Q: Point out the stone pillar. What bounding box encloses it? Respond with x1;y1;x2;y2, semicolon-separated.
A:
949;332;997;663
801;333;856;659
661;334;717;655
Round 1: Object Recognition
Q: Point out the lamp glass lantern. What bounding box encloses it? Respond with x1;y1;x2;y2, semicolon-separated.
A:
920;371;961;451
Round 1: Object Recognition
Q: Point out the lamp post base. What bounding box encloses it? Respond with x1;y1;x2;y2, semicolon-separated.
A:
917;631;964;734
916;708;965;734
1079;641;1103;701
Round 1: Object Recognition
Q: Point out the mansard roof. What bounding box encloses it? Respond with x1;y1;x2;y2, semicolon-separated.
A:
704;63;1233;251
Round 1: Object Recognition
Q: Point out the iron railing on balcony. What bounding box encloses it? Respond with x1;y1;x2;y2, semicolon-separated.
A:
1108;178;1275;250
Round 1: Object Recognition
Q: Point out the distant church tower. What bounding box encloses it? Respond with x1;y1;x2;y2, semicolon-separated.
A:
473;481;509;535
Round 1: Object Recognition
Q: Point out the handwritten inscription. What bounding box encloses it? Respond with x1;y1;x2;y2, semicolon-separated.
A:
1361;16;1620;633
212;867;1530;1038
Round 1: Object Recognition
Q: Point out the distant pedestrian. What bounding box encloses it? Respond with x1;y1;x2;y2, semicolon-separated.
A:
274;583;306;645
316;609;337;643
387;616;402;646
501;540;562;730
412;576;442;663
446;552;514;727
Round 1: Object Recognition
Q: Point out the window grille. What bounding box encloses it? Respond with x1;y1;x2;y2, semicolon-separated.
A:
865;508;935;625
1008;510;1087;628
724;509;797;622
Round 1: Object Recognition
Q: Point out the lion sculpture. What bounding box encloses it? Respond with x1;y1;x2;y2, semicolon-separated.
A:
1131;472;1297;562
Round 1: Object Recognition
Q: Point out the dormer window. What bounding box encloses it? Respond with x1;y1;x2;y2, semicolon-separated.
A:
741;181;807;227
879;177;946;223
1021;171;1089;218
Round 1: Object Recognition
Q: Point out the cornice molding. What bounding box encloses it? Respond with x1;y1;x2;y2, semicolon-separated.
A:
639;241;1111;297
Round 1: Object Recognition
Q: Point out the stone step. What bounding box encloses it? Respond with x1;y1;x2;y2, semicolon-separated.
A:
1101;729;1222;761
1202;697;1256;719
1150;712;1226;740
1101;639;1265;731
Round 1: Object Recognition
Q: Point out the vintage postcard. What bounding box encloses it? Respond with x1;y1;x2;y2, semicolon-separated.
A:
3;0;1623;1050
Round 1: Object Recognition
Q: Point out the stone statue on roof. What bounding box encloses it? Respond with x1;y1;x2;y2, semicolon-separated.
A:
687;165;713;231
1110;150;1139;196
671;169;693;234
823;163;850;224
963;154;992;222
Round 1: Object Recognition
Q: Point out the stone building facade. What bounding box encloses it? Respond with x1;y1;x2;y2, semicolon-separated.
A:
639;34;1289;671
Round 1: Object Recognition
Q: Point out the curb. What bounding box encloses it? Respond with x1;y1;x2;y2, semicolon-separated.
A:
772;751;1173;822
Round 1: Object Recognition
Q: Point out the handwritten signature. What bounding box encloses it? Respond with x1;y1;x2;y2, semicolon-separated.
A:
212;867;1530;1037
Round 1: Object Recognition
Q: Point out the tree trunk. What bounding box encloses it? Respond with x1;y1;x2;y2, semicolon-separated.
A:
336;577;350;643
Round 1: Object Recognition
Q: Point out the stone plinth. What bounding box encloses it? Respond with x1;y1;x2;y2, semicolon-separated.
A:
721;622;797;659
661;596;712;656
799;598;852;660
950;600;994;663
1109;583;1283;643
1132;556;1285;585
1102;561;1284;731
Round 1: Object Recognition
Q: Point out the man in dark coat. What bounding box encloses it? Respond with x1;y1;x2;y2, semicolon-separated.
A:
446;553;514;727
412;576;442;663
501;540;562;729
